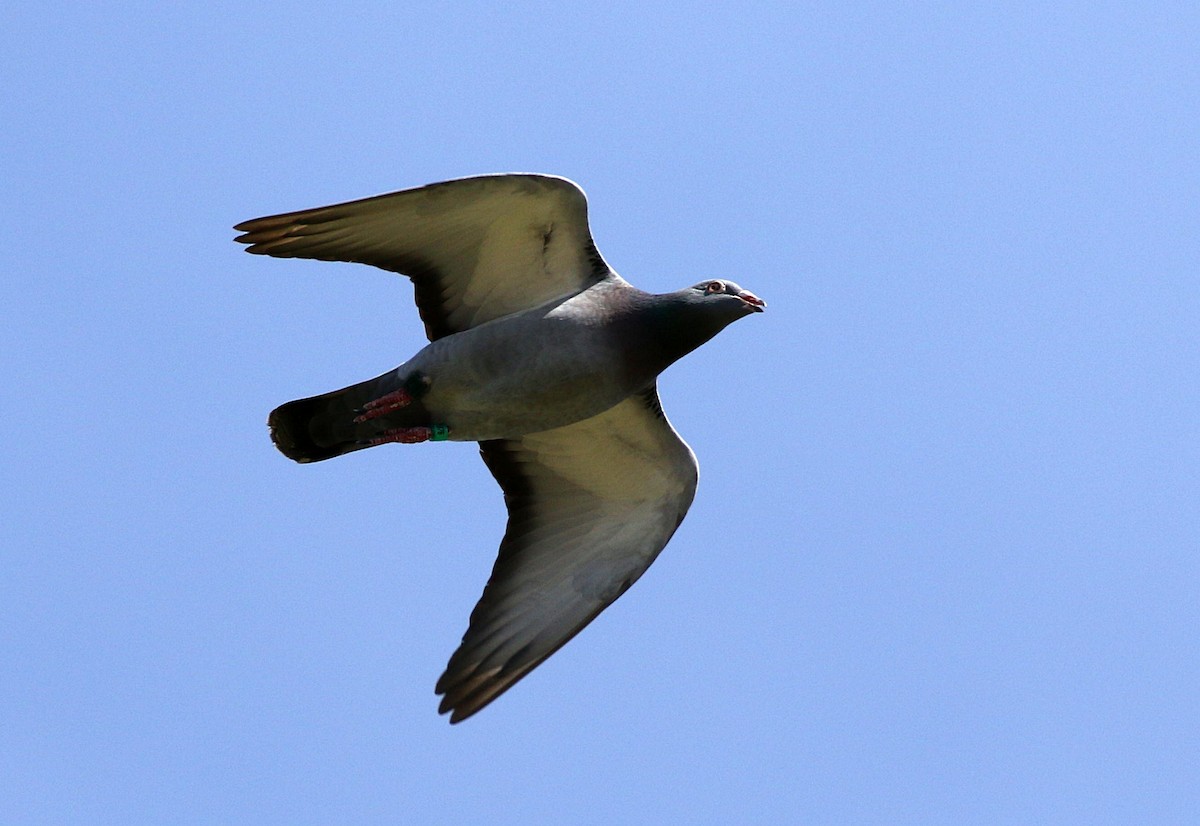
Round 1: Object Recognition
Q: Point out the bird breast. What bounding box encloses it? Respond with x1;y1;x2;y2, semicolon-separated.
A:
407;301;640;440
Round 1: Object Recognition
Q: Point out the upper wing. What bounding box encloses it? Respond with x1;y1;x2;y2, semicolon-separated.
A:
234;174;612;340
437;386;699;723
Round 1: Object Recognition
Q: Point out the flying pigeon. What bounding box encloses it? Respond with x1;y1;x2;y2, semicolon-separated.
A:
235;174;764;722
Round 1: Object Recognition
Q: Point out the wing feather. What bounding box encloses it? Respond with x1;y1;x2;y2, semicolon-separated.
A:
234;174;612;340
436;387;698;723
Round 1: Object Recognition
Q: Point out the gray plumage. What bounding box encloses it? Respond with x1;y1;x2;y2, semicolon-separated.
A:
236;174;764;722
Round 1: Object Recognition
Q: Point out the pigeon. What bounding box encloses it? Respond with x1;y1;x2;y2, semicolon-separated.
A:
235;174;764;723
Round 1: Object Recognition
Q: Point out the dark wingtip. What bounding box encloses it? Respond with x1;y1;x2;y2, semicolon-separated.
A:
437;696;485;725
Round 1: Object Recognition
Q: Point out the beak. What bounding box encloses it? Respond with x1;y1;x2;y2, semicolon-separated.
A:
736;289;766;312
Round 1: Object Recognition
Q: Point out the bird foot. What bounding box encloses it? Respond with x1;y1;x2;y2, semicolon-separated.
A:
357;424;450;447
353;372;432;423
359;426;433;446
354;388;413;423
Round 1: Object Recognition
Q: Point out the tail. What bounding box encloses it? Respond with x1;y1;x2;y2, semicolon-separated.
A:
268;369;429;463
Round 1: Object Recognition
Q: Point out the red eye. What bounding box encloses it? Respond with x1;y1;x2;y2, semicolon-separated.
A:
706;281;724;294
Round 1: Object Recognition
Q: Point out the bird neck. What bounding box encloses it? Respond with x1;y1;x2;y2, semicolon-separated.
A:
618;293;733;377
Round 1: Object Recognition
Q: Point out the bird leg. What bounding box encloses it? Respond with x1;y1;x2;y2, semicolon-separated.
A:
357;423;449;447
359;426;433;446
353;371;432;423
354;389;412;423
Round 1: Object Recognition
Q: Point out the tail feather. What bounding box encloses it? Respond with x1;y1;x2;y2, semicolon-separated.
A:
268;369;428;463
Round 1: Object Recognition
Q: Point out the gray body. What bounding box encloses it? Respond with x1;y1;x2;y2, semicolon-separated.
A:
405;283;637;440
235;174;764;722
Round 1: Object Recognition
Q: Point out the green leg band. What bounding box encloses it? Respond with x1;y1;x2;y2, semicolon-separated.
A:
430;424;450;441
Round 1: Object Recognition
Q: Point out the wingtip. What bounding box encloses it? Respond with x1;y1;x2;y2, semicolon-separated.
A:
435;663;513;724
438;698;492;725
443;707;472;725
233;218;269;250
436;691;478;725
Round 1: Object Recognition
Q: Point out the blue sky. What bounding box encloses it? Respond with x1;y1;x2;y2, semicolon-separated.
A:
2;2;1196;822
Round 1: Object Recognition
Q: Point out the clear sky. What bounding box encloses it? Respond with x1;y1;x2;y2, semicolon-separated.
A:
2;2;1196;823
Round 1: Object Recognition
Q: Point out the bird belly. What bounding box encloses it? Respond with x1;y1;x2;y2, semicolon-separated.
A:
407;320;635;440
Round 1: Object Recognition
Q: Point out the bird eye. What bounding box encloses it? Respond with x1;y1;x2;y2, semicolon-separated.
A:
705;280;724;294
